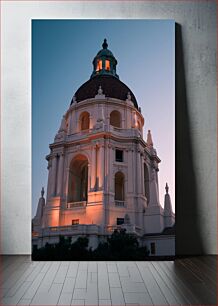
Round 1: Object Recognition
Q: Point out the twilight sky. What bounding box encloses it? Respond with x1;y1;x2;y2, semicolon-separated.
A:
32;19;175;217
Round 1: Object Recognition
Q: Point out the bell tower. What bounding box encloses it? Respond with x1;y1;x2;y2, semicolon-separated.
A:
32;39;174;250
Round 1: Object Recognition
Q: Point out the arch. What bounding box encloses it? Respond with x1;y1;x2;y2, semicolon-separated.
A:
96;60;102;71
115;171;125;201
105;59;110;71
144;164;150;203
110;110;121;128
68;154;88;203
79;112;90;131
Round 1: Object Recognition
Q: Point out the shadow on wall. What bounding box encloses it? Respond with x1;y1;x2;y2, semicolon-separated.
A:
175;23;205;255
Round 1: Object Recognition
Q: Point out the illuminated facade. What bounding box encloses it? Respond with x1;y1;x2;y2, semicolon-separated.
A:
32;39;175;256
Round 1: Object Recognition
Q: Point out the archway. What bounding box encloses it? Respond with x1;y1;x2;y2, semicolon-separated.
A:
110;110;121;128
80;112;90;131
115;171;125;201
68;155;88;203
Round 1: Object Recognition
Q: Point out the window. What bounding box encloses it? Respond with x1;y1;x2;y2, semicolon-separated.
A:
115;172;125;201
110;110;121;128
80;112;90;131
105;60;110;71
115;150;123;162
150;242;156;255
72;219;79;225
68;154;88;203
117;218;124;225
96;60;102;71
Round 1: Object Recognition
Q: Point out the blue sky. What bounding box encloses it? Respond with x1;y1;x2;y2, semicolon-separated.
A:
32;19;175;217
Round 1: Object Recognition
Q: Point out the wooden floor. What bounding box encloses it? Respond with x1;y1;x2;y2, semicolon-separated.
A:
0;256;217;305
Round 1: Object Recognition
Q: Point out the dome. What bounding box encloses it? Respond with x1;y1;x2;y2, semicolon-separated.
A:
96;48;114;57
71;39;138;109
71;74;138;109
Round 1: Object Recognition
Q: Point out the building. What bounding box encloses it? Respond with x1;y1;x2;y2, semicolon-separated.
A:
32;39;175;256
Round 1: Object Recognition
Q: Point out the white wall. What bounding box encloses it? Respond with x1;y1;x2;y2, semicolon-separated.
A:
1;1;216;254
145;236;175;256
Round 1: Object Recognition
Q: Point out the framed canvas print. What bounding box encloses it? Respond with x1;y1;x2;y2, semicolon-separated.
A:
32;20;175;260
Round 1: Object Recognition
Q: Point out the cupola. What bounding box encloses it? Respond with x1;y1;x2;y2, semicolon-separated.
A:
71;39;138;109
91;39;119;79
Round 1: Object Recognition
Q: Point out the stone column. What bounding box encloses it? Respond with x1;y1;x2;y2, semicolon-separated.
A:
67;112;72;135
108;145;114;193
127;149;133;193
91;145;97;190
98;144;105;190
65;167;70;203
57;153;64;196
141;156;145;196
46;158;52;199
136;149;142;194
51;154;58;196
88;163;91;192
89;115;93;130
149;168;160;206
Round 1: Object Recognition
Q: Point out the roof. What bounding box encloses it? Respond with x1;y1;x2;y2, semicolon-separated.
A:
144;225;175;237
71;74;138;109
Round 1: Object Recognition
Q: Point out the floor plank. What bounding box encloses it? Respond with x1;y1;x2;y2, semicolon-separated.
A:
0;256;216;305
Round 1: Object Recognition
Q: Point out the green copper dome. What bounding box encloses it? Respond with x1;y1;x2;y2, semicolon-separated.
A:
91;39;119;79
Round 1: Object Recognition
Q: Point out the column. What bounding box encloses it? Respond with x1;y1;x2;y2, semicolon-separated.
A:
136;149;142;194
88;163;91;192
56;153;64;196
65;167;70;203
67;112;72;135
141;156;145;196
51;154;58;196
91;145;97;190
46;158;52;199
149;168;160;206
89;115;93;129
109;145;114;193
98;144;105;190
127;149;133;193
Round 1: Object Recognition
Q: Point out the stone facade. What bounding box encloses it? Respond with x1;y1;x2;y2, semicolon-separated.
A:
32;40;175;256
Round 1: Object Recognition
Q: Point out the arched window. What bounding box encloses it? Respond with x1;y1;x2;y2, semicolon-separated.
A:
110;110;121;128
144;164;150;203
105;60;110;71
115;172;125;201
80;112;90;131
96;60;102;71
68;155;88;203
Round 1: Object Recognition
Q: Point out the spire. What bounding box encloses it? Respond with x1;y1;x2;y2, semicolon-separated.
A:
164;183;174;227
58;116;67;133
147;130;153;147
165;183;169;194
164;183;173;213
102;38;108;49
41;187;45;198
33;187;46;227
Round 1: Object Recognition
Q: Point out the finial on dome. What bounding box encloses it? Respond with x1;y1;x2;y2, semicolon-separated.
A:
165;183;169;194
127;92;131;101
72;95;77;103
41;187;44;198
102;38;108;49
98;85;103;95
147;130;153;147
